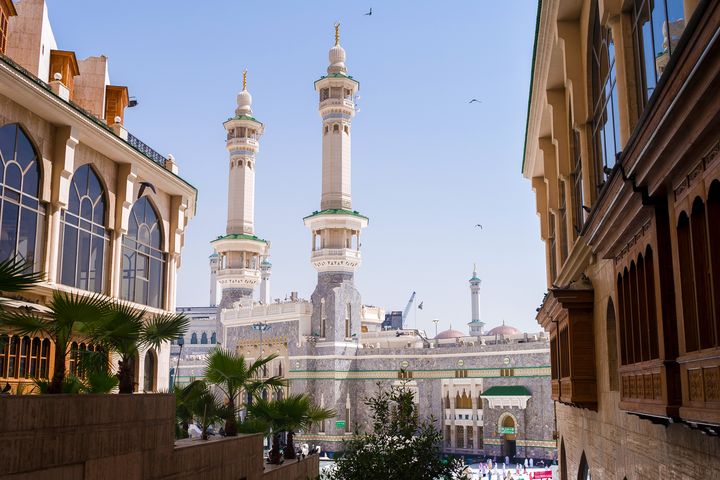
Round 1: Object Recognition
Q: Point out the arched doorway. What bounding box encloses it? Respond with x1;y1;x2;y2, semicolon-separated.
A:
143;349;157;392
499;413;517;459
560;439;567;480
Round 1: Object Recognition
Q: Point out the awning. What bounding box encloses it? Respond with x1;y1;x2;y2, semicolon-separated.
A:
481;385;532;409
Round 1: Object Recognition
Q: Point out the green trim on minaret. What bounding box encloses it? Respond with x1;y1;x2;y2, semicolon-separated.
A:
482;385;532;396
211;233;268;244
303;209;369;221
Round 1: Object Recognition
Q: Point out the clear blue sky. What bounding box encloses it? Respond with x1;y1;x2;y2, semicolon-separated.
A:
46;1;546;334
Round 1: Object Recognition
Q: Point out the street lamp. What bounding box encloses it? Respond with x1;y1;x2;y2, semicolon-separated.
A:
171;335;184;389
252;321;271;357
433;319;439;337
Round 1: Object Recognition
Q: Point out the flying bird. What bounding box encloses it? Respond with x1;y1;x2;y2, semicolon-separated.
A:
468;99;481;104
137;181;157;199
475;224;483;229
365;8;372;15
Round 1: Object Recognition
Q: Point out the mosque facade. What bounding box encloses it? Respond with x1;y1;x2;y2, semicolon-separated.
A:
175;26;555;460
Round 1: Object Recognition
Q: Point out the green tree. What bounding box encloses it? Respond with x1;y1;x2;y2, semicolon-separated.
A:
173;379;231;440
275;393;334;460
244;394;334;463
325;381;469;480
88;302;189;393
204;348;286;436
0;291;110;394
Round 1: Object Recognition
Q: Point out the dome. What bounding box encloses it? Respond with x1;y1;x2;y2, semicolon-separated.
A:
236;89;252;115
328;44;347;74
435;328;466;340
487;323;520;336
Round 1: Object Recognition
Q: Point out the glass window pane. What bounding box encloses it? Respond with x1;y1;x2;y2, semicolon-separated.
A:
77;230;91;290
17;207;37;266
121;248;134;301
0;200;19;261
60;224;77;287
5;163;21;191
0;124;16;164
89;236;104;293
15;132;35;170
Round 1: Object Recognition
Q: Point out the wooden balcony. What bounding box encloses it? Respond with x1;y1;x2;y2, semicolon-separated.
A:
618;360;680;419
678;349;720;425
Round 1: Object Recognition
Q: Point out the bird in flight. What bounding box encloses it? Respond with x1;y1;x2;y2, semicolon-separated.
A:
469;99;481;104
475;224;483;229
365;8;372;15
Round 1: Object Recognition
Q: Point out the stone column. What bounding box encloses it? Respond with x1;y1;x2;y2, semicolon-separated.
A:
111;164;136;298
46;126;78;283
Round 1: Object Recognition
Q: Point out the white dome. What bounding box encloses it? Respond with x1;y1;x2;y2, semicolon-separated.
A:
328;44;347;74
236;89;252;115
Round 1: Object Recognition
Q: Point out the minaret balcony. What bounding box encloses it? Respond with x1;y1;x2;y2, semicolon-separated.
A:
216;267;261;288
311;248;362;273
226;136;259;148
319;97;355;110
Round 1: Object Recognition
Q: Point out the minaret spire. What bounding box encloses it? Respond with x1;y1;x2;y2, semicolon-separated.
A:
242;69;247;91
334;22;340;46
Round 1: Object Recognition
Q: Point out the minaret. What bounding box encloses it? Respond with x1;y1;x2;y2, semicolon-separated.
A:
212;70;269;309
259;257;271;304
304;23;368;345
468;264;484;336
209;253;220;307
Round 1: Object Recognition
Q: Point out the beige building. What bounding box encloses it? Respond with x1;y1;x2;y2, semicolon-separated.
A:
523;0;720;478
0;0;197;391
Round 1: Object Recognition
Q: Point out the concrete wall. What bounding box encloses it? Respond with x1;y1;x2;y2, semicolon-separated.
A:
0;394;319;480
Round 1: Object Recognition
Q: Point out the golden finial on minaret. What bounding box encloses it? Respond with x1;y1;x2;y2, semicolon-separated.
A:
334;22;340;46
242;69;247;91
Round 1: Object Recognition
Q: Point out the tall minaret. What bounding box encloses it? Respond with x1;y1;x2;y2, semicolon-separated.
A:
304;23;368;345
259;257;271;304
212;71;269;309
468;264;484;336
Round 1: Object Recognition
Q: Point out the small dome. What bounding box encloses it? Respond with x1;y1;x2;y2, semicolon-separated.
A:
328;44;347;74
435;328;466;340
487;323;520;336
236;89;253;115
261;258;272;266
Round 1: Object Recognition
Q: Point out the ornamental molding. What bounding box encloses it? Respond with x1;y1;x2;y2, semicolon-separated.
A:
613;219;652;265
673;138;720;200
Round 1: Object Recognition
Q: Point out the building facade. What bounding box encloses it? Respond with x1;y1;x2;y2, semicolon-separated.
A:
0;0;197;392
523;0;720;478
175;25;556;460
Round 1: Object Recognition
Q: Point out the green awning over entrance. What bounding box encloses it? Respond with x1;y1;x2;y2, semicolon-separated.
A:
481;386;531;396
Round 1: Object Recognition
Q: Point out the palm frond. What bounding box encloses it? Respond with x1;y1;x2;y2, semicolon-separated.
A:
84;301;145;354
0;257;43;292
85;370;119;393
0;310;48;338
142;312;189;350
247;353;278;377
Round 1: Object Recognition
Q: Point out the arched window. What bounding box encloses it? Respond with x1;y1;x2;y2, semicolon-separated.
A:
121;197;165;308
333;124;339;133
190;332;198;344
606;297;619;391
210;332;217;344
59;164;108;292
578;451;591;480
591;3;621;190
560;439;568;480
201;332;208;344
0;124;44;268
143;349;156;392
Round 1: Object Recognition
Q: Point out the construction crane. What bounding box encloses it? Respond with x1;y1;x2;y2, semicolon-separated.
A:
401;292;416;329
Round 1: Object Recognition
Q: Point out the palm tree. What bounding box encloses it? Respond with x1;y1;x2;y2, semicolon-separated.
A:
275;394;334;460
88;302;189;393
0;291;110;393
204;348;287;436
245;394;334;463
244;397;284;464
